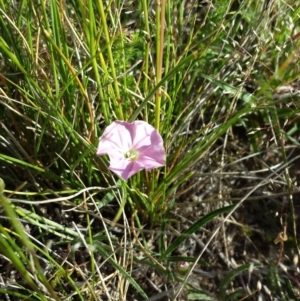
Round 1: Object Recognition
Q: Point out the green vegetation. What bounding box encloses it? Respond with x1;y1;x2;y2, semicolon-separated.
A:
0;0;299;300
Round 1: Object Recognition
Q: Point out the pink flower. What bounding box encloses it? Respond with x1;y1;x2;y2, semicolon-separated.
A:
96;121;165;181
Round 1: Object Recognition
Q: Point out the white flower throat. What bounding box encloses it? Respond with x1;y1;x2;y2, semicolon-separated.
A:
124;149;139;161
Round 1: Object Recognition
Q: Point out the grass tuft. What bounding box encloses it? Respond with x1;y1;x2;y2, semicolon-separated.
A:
0;0;300;300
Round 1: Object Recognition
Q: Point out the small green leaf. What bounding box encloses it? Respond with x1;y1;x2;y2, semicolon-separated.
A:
188;292;215;300
202;74;255;104
220;263;260;300
283;276;298;299
0;178;4;194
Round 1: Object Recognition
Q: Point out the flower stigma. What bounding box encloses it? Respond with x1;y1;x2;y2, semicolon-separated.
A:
124;149;139;161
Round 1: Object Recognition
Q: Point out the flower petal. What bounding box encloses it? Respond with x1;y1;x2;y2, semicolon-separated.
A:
108;155;144;181
133;129;165;167
137;143;166;168
130;121;158;149
96;121;132;156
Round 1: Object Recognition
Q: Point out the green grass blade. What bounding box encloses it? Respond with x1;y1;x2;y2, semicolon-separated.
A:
160;205;234;260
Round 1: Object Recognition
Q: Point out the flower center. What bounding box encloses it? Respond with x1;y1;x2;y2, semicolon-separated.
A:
124;149;139;161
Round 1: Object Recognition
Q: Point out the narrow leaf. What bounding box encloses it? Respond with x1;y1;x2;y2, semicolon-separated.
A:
160;205;234;260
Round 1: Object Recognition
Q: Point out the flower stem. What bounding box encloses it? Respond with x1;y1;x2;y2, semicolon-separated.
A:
97;0;124;120
155;0;166;131
142;0;150;118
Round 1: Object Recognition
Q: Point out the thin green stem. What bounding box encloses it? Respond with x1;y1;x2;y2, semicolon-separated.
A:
142;0;150;119
0;179;61;301
87;0;109;124
155;0;166;131
97;0;124;120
